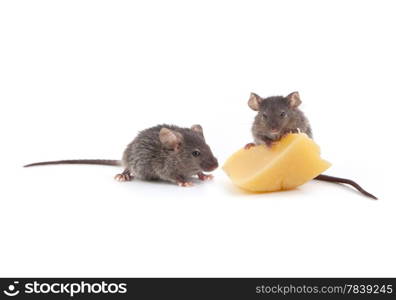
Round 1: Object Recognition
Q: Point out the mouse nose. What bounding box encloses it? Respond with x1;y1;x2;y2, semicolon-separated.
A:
212;158;219;170
271;128;279;133
204;158;218;172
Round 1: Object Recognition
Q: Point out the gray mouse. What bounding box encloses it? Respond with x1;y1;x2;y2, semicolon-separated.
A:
245;91;377;199
24;124;219;187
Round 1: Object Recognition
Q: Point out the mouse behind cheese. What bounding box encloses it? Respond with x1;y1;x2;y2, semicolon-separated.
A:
245;91;377;199
24;124;219;187
248;91;312;147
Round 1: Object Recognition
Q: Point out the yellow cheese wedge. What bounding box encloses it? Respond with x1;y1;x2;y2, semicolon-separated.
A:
223;133;331;192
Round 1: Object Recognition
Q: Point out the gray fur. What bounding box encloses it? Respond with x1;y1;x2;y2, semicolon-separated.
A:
250;92;312;146
122;124;218;184
24;124;218;186
246;92;377;199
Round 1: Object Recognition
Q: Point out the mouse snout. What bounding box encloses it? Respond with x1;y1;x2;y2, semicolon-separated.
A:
202;157;218;172
210;158;219;171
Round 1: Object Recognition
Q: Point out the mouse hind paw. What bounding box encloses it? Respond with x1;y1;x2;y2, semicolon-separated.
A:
114;173;134;182
114;169;134;182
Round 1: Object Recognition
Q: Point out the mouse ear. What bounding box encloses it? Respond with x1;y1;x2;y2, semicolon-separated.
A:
286;91;302;108
159;128;183;151
248;93;262;111
191;124;204;138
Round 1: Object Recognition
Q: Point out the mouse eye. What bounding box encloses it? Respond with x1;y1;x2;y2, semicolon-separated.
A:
262;113;267;119
192;150;201;157
280;111;286;118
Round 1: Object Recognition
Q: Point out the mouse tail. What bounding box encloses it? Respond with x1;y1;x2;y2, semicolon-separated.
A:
24;159;121;168
314;174;377;200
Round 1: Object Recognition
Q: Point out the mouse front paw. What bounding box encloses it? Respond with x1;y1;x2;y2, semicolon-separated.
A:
264;140;274;147
197;172;214;181
177;181;194;187
244;143;256;150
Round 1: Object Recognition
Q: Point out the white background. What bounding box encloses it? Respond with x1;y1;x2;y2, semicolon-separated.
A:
1;0;395;277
